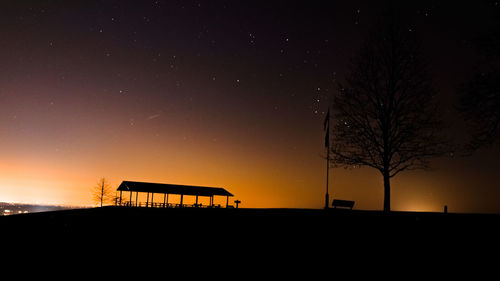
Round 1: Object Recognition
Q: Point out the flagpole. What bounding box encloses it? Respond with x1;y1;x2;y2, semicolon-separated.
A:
325;148;330;209
324;108;331;209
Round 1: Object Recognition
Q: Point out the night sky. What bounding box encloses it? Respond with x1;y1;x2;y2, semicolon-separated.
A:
0;1;498;212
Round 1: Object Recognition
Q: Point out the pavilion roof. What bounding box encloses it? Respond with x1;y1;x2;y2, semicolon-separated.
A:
117;181;233;197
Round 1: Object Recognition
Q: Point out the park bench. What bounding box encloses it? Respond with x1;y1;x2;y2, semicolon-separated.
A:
332;199;355;210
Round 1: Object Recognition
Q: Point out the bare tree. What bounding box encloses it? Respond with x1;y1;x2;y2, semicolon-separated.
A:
460;71;500;150
330;14;450;212
460;2;500;151
93;177;113;207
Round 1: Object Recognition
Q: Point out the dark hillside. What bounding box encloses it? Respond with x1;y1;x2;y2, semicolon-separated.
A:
3;207;499;242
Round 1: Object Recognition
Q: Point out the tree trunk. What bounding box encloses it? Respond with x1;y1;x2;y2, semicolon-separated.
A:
383;169;391;212
100;183;104;207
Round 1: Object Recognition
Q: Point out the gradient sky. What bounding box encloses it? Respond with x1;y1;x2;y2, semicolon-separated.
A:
0;1;498;212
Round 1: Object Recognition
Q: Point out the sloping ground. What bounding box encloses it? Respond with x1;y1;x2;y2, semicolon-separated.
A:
2;206;499;264
3;206;499;238
2;207;496;277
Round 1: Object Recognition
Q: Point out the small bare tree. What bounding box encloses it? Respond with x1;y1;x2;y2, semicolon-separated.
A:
330;13;450;212
93;177;113;207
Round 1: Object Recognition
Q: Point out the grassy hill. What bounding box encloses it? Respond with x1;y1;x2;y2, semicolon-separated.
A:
3;206;499;236
2;206;499;261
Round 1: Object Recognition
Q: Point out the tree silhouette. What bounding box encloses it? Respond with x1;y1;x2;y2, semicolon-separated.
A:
460;2;500;151
93;177;113;207
460;71;500;150
330;14;450;212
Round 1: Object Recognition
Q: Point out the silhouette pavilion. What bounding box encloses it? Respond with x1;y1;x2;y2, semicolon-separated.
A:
116;181;234;208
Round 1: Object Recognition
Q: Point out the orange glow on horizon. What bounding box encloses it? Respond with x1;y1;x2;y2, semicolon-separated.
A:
0;97;498;212
0;144;489;213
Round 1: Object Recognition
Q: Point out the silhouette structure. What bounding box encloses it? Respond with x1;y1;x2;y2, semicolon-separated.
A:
116;180;234;208
332;199;355;210
330;12;450;212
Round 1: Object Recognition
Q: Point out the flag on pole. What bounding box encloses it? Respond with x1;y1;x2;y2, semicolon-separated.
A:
324;108;330;148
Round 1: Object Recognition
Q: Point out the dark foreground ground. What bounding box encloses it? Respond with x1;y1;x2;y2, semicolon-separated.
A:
2;206;499;241
1;207;499;270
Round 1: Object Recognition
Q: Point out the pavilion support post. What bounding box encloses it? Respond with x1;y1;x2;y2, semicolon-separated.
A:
180;194;184;207
151;193;154;208
129;191;133;206
146;192;149;207
167;194;169;207
136;192;138;207
119;190;123;206
163;193;166;208
226;196;229;208
196;195;199;207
